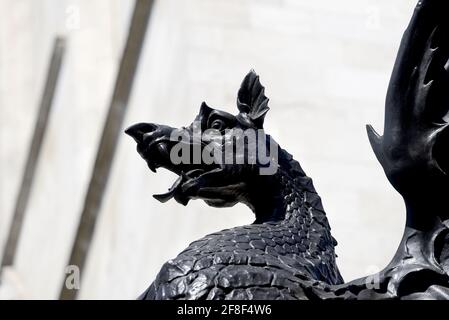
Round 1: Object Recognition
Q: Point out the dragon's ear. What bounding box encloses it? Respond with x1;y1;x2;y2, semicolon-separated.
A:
237;70;270;128
199;101;213;118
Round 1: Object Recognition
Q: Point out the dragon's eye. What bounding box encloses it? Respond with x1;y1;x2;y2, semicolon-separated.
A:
210;119;226;131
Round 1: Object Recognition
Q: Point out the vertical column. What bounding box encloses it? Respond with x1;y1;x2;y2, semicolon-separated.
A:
59;0;155;300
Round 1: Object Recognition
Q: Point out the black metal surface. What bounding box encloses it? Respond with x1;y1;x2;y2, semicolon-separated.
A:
127;0;449;300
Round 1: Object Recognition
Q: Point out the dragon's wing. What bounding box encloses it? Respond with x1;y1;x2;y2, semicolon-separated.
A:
367;0;449;226
385;0;449;132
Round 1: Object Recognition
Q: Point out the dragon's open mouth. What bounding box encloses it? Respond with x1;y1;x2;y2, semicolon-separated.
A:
152;167;209;205
126;126;222;205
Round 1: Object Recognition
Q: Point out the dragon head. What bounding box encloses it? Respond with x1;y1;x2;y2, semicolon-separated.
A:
126;71;283;218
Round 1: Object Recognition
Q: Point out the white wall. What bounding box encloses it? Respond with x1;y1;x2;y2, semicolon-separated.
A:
0;0;132;298
0;0;417;299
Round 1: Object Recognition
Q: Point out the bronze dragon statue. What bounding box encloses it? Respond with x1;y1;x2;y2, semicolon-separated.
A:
126;0;449;300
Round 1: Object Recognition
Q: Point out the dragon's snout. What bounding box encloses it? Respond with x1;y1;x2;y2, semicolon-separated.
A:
125;121;224;205
125;122;159;143
125;122;176;173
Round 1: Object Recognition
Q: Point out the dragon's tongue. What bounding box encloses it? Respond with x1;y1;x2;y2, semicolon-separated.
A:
152;169;205;204
153;175;184;203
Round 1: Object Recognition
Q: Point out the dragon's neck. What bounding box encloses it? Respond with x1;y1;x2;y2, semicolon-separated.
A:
245;147;341;283
247;147;333;233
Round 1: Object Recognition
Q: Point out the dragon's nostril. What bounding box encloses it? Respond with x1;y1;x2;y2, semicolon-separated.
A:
125;122;159;143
